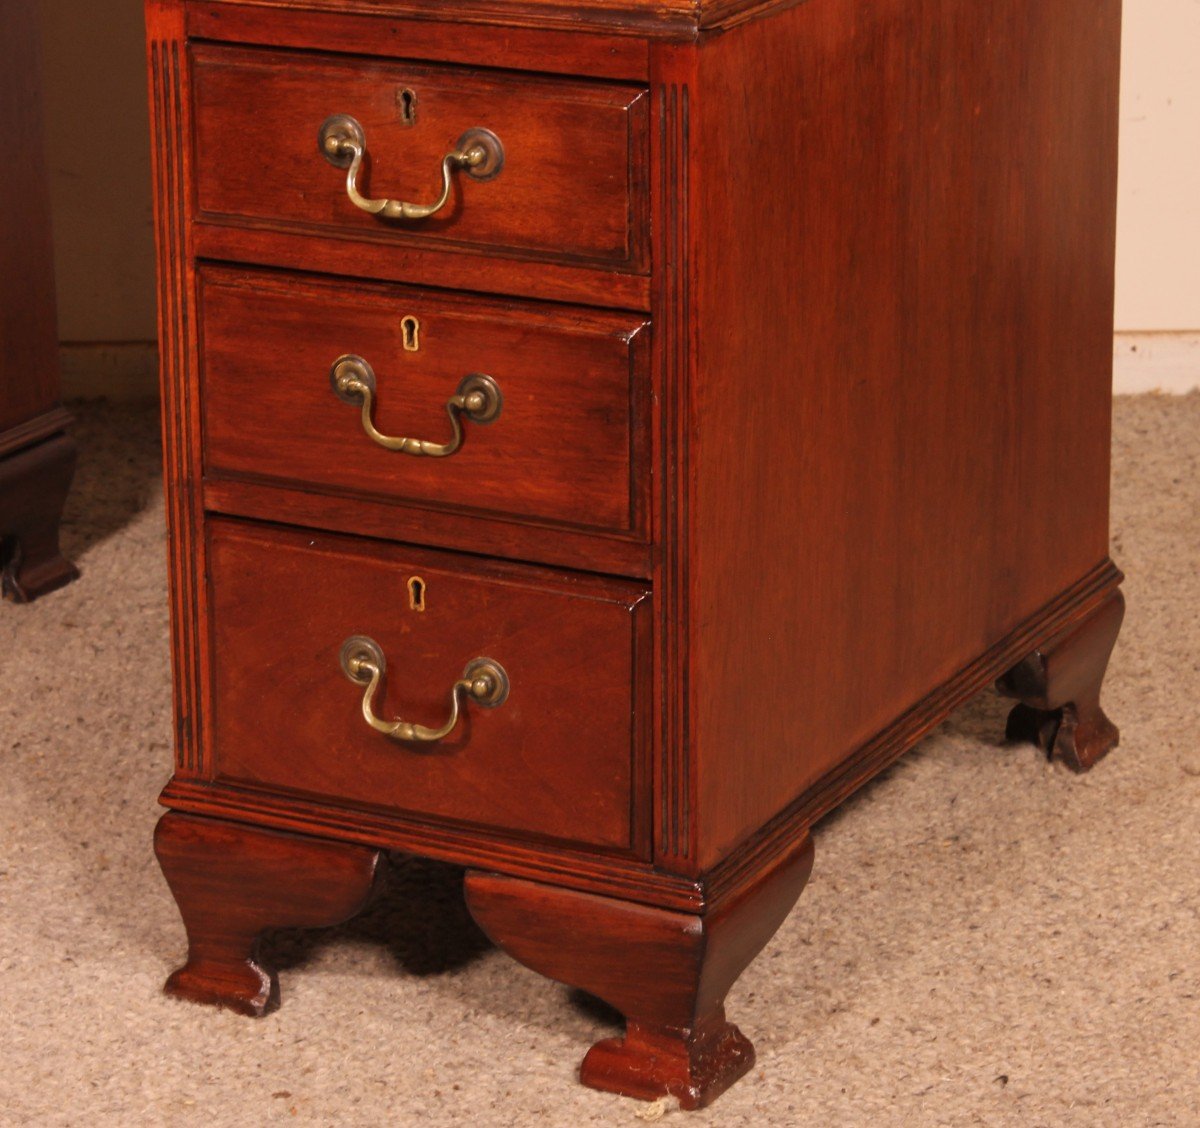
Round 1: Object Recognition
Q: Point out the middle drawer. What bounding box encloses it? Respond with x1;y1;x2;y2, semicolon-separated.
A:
199;266;650;536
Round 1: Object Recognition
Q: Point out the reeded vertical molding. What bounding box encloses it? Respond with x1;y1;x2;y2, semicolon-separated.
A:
651;48;697;869
147;2;206;776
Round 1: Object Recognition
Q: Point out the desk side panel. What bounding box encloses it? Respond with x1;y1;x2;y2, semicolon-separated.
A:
690;0;1122;868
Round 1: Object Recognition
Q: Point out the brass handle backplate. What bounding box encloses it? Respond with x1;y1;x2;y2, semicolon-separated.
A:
318;114;504;221
339;636;509;744
330;354;502;457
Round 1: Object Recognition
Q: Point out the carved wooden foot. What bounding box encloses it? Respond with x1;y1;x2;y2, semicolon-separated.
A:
0;433;79;602
465;834;814;1109
154;812;383;1016
997;590;1125;772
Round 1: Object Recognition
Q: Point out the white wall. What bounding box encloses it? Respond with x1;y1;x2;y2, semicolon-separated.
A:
40;0;156;345
1114;0;1200;332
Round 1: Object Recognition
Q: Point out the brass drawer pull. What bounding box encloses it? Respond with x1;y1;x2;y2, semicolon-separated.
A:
340;636;509;744
318;114;504;221
330;354;502;458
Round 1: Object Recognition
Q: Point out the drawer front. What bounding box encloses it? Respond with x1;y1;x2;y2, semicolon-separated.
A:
191;44;649;271
199;267;649;536
206;521;650;853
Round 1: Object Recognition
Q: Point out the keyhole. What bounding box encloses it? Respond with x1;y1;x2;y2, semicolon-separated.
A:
407;576;426;612
401;316;420;353
398;88;417;126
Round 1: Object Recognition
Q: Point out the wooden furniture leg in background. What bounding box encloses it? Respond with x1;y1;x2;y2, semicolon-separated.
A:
0;431;78;602
997;591;1125;772
465;834;814;1110
154;812;383;1016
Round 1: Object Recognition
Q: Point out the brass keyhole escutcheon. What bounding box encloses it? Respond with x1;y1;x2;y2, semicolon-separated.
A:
402;316;420;352
398;87;417;126
408;576;426;612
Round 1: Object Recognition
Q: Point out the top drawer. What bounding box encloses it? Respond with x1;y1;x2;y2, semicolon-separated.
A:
191;44;649;273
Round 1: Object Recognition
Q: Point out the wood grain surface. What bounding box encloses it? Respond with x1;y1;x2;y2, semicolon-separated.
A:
183;0;790;37
198;265;650;536
155;811;383;1015
191;43;649;271
205;519;652;853
685;0;1123;866
186;2;652;81
147;0;1126;1108
466;832;814;1107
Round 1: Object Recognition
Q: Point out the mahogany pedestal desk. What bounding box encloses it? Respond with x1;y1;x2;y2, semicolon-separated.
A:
147;0;1125;1108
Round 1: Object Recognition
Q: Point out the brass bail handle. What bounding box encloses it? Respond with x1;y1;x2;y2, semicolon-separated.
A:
330;354;502;458
339;636;509;744
318;114;504;221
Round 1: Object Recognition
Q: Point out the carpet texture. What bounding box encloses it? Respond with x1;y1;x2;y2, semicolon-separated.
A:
1;395;1197;1127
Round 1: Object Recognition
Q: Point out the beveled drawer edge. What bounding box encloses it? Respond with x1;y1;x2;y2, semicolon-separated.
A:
202;477;655;577
207;509;653;605
193;211;649;276
196;259;651;334
700;556;1127;895
187;3;653;81
193;225;654;312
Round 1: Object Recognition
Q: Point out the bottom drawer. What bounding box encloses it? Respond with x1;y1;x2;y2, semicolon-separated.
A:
205;520;650;853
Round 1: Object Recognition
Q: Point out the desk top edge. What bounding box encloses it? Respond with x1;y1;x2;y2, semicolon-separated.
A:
184;0;809;37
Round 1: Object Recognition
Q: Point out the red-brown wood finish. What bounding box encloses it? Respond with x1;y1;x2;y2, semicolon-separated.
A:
198;265;650;536
191;43;650;271
200;476;655;578
203;518;652;852
191;212;653;312
148;0;210;780
685;0;1125;868
0;0;78;602
148;0;1126;1108
186;2;652;81
155;811;383;1015
185;0;766;37
0;435;79;602
998;589;1125;772
466;833;814;1108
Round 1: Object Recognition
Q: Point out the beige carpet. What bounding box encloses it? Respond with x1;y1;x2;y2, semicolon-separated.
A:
1;395;1197;1127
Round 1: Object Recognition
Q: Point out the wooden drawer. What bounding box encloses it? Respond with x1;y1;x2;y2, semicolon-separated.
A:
198;266;649;536
205;520;651;853
191;43;649;272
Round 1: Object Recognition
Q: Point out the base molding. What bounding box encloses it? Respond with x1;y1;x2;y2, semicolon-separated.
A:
1113;332;1200;395
158;561;1122;916
59;342;159;401
704;559;1124;905
158;777;705;912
